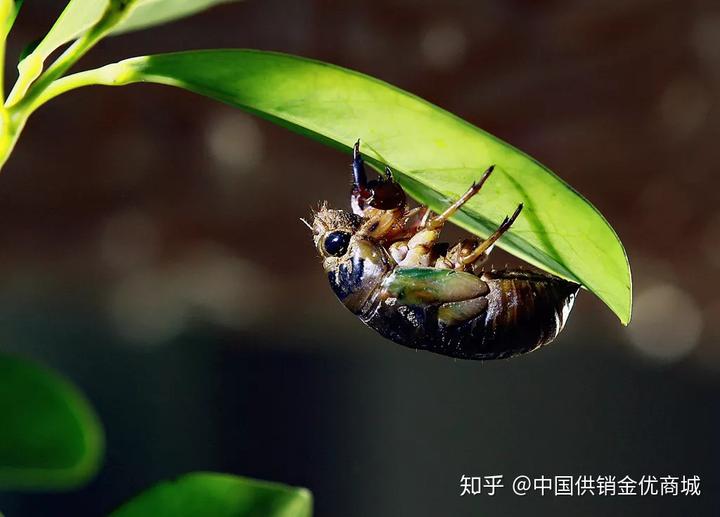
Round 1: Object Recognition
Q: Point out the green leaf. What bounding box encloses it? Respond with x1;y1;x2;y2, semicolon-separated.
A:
42;50;633;323
16;0;238;60
109;0;240;35
111;472;313;517
0;355;104;490
25;0;107;56
7;0;109;104
7;0;237;105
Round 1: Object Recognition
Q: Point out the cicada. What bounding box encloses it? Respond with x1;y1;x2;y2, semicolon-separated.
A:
307;141;579;360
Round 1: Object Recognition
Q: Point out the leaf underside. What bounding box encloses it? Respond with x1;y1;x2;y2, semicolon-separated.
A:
63;50;633;323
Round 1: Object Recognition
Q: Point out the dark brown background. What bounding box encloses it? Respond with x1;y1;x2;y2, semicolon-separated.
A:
0;1;717;516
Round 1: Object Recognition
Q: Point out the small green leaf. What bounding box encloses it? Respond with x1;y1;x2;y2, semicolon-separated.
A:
109;0;240;35
111;472;313;517
8;0;237;105
0;354;104;490
42;50;633;323
2;0;23;37
31;0;107;53
7;0;109;103
25;0;107;55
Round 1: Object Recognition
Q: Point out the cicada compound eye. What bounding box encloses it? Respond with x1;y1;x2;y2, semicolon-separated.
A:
323;231;351;257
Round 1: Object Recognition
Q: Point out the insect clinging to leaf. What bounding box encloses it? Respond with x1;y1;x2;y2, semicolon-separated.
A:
306;141;579;360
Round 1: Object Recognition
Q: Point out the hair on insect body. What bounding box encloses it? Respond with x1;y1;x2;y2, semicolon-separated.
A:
307;140;579;360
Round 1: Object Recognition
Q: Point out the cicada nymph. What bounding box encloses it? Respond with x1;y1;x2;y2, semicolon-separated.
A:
307;141;579;360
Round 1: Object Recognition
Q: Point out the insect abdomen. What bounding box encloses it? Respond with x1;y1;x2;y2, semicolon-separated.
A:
465;270;579;359
361;269;579;360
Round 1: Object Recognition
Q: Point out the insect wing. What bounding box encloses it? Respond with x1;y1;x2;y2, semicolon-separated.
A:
381;267;489;305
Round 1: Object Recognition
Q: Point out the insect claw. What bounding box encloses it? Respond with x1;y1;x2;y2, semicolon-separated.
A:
499;204;523;231
384;166;393;180
467;164;495;194
352;139;368;189
478;164;495;184
512;203;524;218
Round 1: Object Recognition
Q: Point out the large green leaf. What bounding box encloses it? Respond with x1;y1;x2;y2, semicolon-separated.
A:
0;355;104;490
111;472;313;517
44;50;632;323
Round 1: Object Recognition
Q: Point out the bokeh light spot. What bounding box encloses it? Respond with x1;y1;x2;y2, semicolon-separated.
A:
658;77;711;140
99;209;161;272
108;243;271;346
205;110;264;175
626;283;703;362
420;22;467;70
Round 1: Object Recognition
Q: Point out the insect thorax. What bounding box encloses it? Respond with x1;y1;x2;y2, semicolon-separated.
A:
326;238;392;314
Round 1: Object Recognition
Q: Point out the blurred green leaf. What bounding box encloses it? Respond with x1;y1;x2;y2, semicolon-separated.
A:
0;355;104;490
26;0;106;56
111;472;313;517
16;0;238;59
40;50;632;323
2;0;23;37
109;0;240;35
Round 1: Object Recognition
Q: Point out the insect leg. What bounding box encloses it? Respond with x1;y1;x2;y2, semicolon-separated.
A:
352;139;368;188
395;166;495;266
377;206;431;243
350;140;371;215
397;228;441;267
446;239;481;270
460;203;523;266
351;140;406;214
424;165;495;230
358;210;400;240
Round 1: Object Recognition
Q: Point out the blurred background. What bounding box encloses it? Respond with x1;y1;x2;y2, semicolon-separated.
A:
0;0;718;515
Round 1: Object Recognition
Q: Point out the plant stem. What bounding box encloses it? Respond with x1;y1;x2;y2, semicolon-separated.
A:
0;34;102;170
0;0;14;102
0;33;5;102
12;25;105;112
20;61;134;117
0;0;16;168
0;115;20;170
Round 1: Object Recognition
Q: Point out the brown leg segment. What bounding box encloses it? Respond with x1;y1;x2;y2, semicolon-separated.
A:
424;165;495;230
460;203;523;266
395;165;498;268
